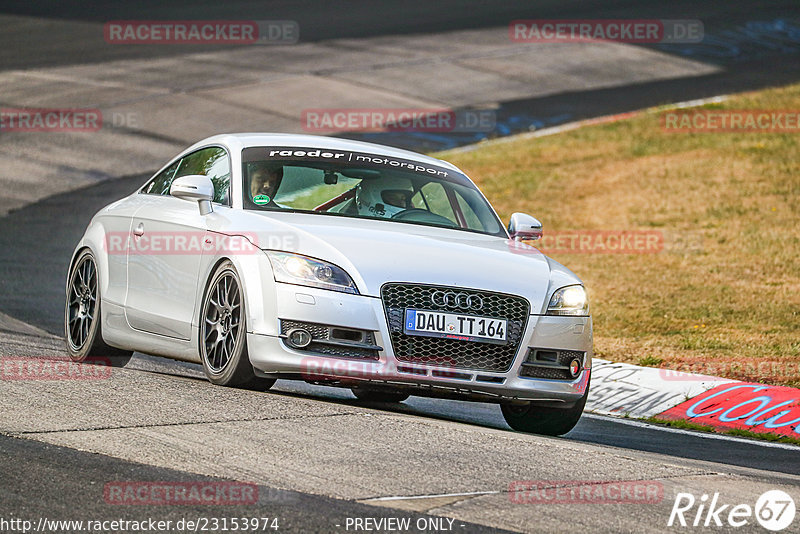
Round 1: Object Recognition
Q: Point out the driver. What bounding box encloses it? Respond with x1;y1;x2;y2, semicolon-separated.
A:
355;177;414;218
248;162;284;205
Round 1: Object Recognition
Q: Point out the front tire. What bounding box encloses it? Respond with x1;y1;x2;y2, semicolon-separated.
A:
65;249;132;367
501;384;589;436
199;261;275;391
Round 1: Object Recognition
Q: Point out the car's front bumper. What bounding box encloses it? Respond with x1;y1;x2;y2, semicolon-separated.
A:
247;283;592;404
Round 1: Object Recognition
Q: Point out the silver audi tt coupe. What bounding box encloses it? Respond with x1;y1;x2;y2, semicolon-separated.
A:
65;133;592;435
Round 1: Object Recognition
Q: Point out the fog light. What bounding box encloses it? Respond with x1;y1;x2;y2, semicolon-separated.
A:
286;328;312;348
569;358;582;378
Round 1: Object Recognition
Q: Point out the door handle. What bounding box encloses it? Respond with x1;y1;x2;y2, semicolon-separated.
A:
133;223;145;237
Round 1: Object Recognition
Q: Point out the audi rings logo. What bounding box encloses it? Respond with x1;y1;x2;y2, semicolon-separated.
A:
431;291;484;310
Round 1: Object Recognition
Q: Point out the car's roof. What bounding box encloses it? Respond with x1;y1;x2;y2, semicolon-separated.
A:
185;133;462;173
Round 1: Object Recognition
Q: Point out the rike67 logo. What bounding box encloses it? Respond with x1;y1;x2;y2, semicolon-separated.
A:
668;490;796;531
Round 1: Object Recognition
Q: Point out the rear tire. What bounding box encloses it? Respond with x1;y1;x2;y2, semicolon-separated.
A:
351;388;410;403
199;261;275;391
65;250;132;367
501;383;589;436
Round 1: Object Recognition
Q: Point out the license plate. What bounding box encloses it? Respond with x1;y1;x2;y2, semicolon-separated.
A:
404;309;508;344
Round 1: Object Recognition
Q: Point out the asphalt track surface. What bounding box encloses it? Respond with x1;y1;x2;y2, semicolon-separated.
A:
1;0;797;68
0;434;507;534
3;1;800;155
2;1;800;533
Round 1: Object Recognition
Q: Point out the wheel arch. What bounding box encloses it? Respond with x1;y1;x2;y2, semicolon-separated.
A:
197;256;235;316
192;237;279;357
67;217;117;306
66;245;91;292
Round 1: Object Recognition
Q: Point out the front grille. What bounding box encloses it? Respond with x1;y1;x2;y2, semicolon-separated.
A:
520;348;585;380
381;283;529;372
280;320;379;360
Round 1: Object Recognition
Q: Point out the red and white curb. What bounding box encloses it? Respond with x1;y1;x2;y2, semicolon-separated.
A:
587;359;800;440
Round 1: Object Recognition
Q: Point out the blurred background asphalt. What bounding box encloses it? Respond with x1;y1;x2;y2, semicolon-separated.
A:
0;1;798;215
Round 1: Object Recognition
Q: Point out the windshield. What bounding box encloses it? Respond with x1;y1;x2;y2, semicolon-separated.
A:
241;146;505;237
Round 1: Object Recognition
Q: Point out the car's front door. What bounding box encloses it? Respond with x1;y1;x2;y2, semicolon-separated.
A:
125;146;231;340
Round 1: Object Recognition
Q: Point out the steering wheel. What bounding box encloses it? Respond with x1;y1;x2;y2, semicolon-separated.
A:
391;208;457;227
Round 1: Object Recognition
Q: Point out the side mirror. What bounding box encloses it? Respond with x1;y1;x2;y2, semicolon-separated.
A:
508;212;543;241
170;175;214;215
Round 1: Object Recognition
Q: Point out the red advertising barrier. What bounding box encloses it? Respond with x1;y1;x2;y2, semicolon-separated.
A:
658;382;800;438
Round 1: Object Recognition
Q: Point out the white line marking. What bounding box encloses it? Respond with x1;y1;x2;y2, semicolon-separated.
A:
364;490;500;502
583;413;800;451
443;95;731;154
8;69;169;94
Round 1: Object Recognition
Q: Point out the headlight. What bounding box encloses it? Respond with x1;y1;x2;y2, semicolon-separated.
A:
547;285;588;316
266;251;358;294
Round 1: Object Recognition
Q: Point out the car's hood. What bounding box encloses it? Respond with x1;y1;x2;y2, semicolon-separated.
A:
227;211;568;313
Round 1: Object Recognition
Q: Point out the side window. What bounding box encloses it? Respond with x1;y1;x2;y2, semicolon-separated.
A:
141;160;181;196
173;147;231;204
